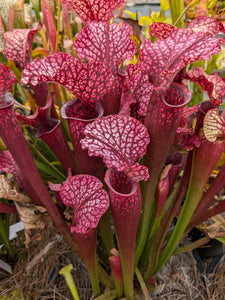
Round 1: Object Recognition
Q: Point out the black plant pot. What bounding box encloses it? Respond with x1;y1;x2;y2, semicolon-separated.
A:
189;228;224;279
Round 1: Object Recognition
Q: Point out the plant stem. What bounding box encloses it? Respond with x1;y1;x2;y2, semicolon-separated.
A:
156;138;224;272
72;230;100;297
0;96;80;258
0;214;14;257
144;153;192;279
29;142;66;181
89;259;100;297
0;203;17;214
16;83;28;105
169;0;184;28
94;289;118;300
30;0;41;21
187;200;225;233
55;0;61;52
188;158;225;230
97;263;114;289
135;267;151;300
173;236;210;255
38;27;48;50
98;210;115;256
135;190;155;267
173;0;198;27
23;89;36;113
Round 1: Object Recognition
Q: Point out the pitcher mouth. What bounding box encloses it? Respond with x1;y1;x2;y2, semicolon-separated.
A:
104;167;137;197
61;97;103;121
161;82;192;108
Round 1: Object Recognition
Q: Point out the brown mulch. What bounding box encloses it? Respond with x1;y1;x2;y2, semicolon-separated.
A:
1;227;225;300
0;228;92;300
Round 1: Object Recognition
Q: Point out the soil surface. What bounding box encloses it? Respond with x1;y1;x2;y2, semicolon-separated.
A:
1;227;225;300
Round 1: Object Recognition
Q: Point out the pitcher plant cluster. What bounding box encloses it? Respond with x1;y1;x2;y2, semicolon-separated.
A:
0;0;225;299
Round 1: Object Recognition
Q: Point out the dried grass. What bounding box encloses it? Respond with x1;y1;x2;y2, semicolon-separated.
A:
0;228;92;300
151;252;206;300
150;251;225;300
208;256;225;300
1;228;225;300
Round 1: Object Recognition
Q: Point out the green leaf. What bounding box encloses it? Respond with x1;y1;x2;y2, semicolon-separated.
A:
168;0;184;28
206;50;224;73
16;83;27;104
34;160;65;181
124;10;140;20
30;0;41;21
6;60;21;81
216;236;225;244
0;214;14;257
0;52;8;65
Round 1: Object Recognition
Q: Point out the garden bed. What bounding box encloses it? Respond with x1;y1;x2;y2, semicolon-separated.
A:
1;226;225;300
